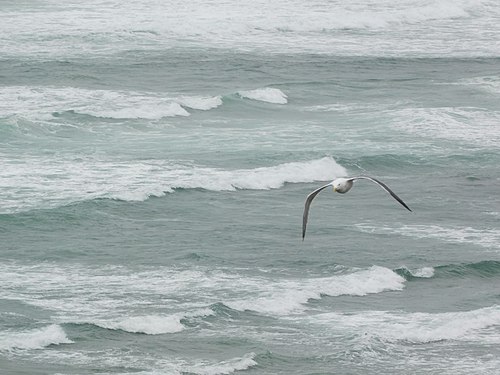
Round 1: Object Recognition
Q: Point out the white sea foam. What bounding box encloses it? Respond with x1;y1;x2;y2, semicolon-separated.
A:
178;95;223;111
0;262;401;323
412;267;435;278
0;86;225;120
460;76;500;95
1;0;496;57
39;350;258;375
185;352;257;375
310;305;500;344
226;266;405;315
304;103;373;113
81;101;190;119
237;88;288;104
89;309;214;335
304;101;411;113
0;324;73;351
0;156;346;214
357;224;500;250
392;106;500;148
0;263;195;316
485;211;500;218
0;263;228;320
96;315;185;335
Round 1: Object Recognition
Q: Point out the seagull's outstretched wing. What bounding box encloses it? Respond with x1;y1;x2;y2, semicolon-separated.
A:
349;176;412;212
302;183;332;240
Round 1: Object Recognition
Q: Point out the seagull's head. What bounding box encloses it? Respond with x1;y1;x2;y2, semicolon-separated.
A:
332;181;341;192
332;178;352;194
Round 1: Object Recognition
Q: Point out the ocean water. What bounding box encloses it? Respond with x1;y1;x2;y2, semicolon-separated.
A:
1;0;500;374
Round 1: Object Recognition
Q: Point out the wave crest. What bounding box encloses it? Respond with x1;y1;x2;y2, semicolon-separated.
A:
237;88;287;104
0;86;223;120
0;86;289;122
394;266;435;280
226;266;405;315
0;324;73;351
311;305;500;344
185;352;257;375
178;95;223;110
0;157;346;214
86;309;214;335
96;315;184;335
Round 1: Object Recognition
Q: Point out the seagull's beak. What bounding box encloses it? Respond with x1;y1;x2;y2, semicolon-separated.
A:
332;186;336;192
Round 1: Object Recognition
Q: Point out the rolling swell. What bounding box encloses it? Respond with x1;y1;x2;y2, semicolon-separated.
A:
434;260;500;278
395;260;500;281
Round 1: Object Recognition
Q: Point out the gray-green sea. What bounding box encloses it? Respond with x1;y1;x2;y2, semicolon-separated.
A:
1;1;499;374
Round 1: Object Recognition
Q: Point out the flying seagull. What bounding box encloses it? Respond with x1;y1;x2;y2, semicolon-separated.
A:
302;176;411;240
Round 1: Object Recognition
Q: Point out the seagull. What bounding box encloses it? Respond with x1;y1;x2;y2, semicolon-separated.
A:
302;176;411;240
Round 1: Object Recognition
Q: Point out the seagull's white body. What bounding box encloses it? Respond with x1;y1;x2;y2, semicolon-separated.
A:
331;177;354;193
302;176;411;240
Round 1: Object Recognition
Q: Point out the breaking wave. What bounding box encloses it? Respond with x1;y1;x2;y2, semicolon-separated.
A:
237;88;288;104
225;266;405;315
0;86;288;123
0;324;73;351
0;156;346;214
396;261;500;281
93;315;185;335
394;266;435;280
0;262;401;320
0;86;222;120
310;305;500;344
184;352;257;375
83;309;214;335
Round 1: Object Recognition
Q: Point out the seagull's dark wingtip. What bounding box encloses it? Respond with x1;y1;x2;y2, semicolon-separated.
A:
401;201;412;212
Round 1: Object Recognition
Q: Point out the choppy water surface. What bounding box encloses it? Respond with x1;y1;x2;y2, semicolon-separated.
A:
1;1;499;374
